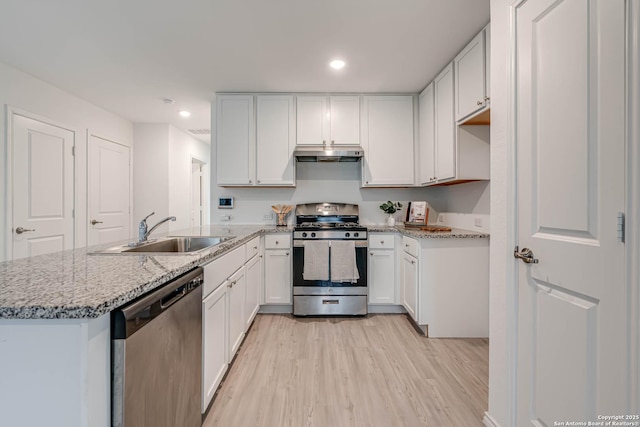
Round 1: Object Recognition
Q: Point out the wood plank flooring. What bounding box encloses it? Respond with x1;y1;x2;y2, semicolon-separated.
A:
203;314;488;427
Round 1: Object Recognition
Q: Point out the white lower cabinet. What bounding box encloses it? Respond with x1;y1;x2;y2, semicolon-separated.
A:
244;253;262;330
263;234;292;305
401;250;418;321
202;282;227;413
368;233;396;304
201;236;264;413
227;267;246;359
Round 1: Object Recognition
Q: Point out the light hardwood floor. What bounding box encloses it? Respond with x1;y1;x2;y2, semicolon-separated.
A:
203;314;488;427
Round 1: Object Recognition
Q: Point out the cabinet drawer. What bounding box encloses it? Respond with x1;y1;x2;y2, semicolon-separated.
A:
203;245;246;297
264;234;291;249
369;234;395;249
245;236;261;259
402;236;419;257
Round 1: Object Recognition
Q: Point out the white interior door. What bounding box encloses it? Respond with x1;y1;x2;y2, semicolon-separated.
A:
11;113;75;259
88;135;131;246
514;0;627;424
191;160;203;228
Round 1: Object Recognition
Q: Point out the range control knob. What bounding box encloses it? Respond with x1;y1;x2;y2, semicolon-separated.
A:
345;232;350;238
311;232;316;238
354;232;359;238
302;232;307;238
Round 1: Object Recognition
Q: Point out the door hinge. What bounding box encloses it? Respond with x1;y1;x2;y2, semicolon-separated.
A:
617;212;625;243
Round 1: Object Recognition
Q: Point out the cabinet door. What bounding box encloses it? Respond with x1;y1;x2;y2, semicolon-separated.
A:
264;249;291;304
227;267;246;360
419;83;436;185
202;283;227;412
296;96;329;145
454;30;487;121
368;249;395;304
434;64;456;182
329;96;360;145
216;95;254;185
362;96;415;186
402;252;418;321
256;95;295;186
244;253;262;330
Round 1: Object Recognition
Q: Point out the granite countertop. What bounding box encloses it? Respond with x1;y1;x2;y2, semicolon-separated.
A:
0;223;484;320
0;225;292;320
366;225;490;239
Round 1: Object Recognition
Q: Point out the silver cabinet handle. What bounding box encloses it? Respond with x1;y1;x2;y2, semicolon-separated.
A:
15;227;35;234
514;246;539;264
370;252;374;255
275;241;279;245
249;180;252;184
477;100;483;106
323;140;326;145
331;140;335;145
253;246;258;250
285;252;290;256
90;219;103;225
410;260;416;264
484;96;490;102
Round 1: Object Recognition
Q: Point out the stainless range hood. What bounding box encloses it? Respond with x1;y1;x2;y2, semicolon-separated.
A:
293;145;364;162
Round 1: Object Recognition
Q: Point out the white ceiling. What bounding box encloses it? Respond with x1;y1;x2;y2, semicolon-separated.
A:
0;0;490;144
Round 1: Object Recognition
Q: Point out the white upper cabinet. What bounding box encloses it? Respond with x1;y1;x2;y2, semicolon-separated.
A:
434;64;456;183
256;95;295;186
418;83;436;185
296;95;360;146
454;24;490;122
216;94;295;187
216;95;254;185
361;95;415;187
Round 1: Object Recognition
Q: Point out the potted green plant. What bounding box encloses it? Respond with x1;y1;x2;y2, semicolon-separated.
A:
379;201;403;226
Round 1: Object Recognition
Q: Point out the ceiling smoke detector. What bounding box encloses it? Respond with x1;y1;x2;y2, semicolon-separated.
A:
162;98;175;105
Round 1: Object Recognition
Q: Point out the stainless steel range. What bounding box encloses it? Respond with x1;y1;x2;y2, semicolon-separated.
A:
293;202;368;316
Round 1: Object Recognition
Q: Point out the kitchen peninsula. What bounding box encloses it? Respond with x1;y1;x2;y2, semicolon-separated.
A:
0;224;488;427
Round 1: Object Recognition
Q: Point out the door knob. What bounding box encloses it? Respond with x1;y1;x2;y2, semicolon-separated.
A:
91;219;104;225
514;246;539;264
15;227;35;234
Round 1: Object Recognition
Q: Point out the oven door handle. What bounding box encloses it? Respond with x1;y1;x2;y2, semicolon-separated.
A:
293;240;368;248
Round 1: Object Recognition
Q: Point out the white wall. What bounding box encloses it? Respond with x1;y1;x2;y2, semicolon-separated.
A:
133;123;210;234
0;61;134;262
487;1;510;426
210;160;490;226
133;124;170;227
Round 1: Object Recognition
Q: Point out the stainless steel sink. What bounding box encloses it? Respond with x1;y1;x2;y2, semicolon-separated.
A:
90;236;234;255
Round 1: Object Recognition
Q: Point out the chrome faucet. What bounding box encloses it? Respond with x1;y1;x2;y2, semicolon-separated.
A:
138;212;176;242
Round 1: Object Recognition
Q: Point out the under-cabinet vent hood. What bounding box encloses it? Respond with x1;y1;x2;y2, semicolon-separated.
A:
293;145;364;162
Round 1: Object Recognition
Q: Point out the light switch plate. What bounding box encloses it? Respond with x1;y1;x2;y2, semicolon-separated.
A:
474;217;483;227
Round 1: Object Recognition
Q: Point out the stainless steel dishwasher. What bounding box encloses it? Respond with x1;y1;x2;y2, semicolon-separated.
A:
112;267;203;427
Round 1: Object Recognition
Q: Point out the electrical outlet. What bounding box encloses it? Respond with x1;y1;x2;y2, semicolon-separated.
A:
474;218;483;227
263;213;274;221
438;214;445;223
220;215;231;222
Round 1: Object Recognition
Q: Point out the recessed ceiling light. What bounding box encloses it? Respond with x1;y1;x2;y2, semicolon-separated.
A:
178;110;191;118
162;98;175;105
329;59;346;70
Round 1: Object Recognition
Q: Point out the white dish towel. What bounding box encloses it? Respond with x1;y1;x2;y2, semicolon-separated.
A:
330;241;360;283
303;240;330;281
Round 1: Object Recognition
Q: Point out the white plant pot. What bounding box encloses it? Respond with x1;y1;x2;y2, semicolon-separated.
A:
387;215;395;226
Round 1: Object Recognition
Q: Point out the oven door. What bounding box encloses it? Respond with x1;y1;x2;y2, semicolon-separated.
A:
292;240;367;289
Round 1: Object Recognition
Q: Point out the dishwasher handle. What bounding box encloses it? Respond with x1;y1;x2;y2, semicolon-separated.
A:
112;267;203;339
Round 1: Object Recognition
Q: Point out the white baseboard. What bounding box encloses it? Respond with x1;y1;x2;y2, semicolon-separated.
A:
258;304;292;314
367;304;406;314
483;412;501;427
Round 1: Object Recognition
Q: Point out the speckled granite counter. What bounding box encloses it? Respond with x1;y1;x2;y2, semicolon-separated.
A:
366;225;490;239
0;225;293;320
